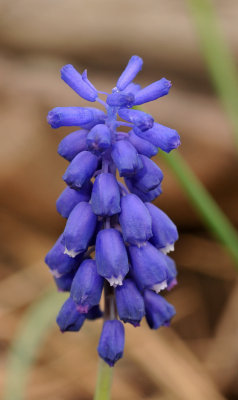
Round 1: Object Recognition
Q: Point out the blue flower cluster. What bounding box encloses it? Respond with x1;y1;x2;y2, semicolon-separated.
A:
46;56;180;367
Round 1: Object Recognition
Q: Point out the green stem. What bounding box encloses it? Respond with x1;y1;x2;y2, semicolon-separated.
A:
186;0;238;150
94;359;113;400
160;150;238;265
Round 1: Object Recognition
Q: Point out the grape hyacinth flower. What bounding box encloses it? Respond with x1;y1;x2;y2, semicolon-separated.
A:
46;55;180;367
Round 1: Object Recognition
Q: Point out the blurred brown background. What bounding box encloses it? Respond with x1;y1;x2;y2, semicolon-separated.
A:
1;0;238;399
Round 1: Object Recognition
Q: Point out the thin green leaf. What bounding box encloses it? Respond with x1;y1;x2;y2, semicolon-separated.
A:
160;150;238;265
3;289;67;400
186;0;238;150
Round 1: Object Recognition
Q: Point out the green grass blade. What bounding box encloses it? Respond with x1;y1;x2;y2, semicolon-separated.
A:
186;0;238;149
160;150;238;265
3;289;67;400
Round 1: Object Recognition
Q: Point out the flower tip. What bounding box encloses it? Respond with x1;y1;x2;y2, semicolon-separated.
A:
47;109;57;129
64;247;80;258
107;275;123;287
152;280;168;293
60;64;74;76
160;243;175;255
167;278;178;291
116;55;143;91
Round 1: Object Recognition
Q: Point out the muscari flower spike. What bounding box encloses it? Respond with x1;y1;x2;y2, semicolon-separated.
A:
46;55;180;367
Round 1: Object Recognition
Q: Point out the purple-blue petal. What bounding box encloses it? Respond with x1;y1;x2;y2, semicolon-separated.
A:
91;173;121;216
70;259;104;313
116;55;143;91
122;82;141;95
129;242;168;290
164;256;178;290
63;150;98;189
82;69;97;91
63;202;97;256
61;64;98;101
119;194;152;245
134;123;181;153
47;107;94;129
86;305;103;320
80;108;106;130
145;203;178;249
54;270;76;292
106;92;134;107
118;108;154;131
115;279;145;326
97;320;125;366
111;140;142;177
128;130;158;158
144;290;176;329
56;297;86;332
133;78;172;105
45;234;84;276
58;129;88;161
95;228;129;285
125;178;162;202
130;155;163;192
56;182;92;218
87;124;111;151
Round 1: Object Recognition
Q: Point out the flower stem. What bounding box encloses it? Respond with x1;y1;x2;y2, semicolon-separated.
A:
94;358;113;400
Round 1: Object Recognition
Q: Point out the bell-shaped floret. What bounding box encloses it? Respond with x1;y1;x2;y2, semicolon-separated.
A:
133;78;171;105
116;55;143;91
111;140;142;177
125;178;162;202
56;297;86;332
96;228;129;287
61;64;98;101
47;107;95;129
91;173;121;216
145;203;178;253
70;259;104;313
118;108;154;131
130;155;163;192
115;279;145;326
134;123;180;153
128;131;158;158
129;242;168;291
63;202;97;257
144;290;176;329
97;320;125;366
106;92;134;107
119;194;152;245
87;124;111;151
58;129;88;161
56;182;92;218
45;234;84;276
63;151;98;189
